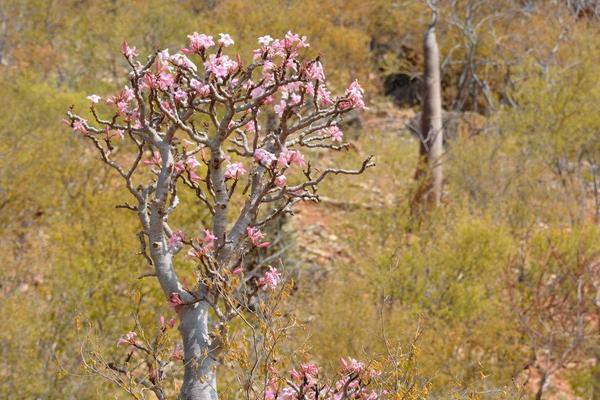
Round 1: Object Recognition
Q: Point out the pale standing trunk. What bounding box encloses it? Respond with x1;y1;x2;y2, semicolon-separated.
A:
420;16;444;207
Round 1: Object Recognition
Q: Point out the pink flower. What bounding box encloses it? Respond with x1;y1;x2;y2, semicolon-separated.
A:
170;53;197;71
107;87;135;115
117;331;137;346
247;227;270;248
189;170;202;183
173;88;188;103
168;230;184;249
186;156;200;170
275;175;287;188
168;292;185;308
121;40;138;59
141;73;157;90
244;121;258;133
264;388;276;400
341;80;366;110
284;31;309;49
218;33;235;47
87;94;101;104
274;100;287;117
254;148;277;167
143;151;162;167
284;58;298;72
173;162;185;175
258;266;281;290
190;79;210;97
340;357;364;374
203;229;217;248
258;35;274;46
280;387;296;399
186;248;204;259
157;72;175;91
157;49;171;66
252;48;263;61
183;32;215;54
250;86;265;99
306;61;325;81
72;119;87;134
302;363;319;376
131;117;143;129
117;100;129;115
277;148;305;168
290;368;302;381
204;54;238;78
232;266;244;276
365;391;380;400
159;315;176;329
224;162;247;179
324;126;344;142
317;86;334;108
171;344;184;361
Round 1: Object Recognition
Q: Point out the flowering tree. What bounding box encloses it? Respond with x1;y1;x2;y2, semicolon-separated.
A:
65;31;374;399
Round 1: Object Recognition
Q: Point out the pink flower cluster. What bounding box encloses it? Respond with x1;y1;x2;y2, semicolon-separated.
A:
190;79;210;97
323;126;344;142
74;30;367;161
290;363;319;385
277;148;305;168
159;315;177;330
340;80;366;111
168;230;184;249
218;33;234;47
168;292;185;309
183;32;215;54
71;119;87;135
106;86;137;120
143;151;162;168
121;40;138;59
258;266;281;290
255;148;278;167
139;55;175;91
254;147;305;171
265;358;381;400
203;229;217;246
117;331;137;347
247;227;270;248
87;94;101;104
171;344;184;361
224;161;247;180
204;54;239;79
173;155;202;182
186;229;217;259
306;61;325;81
170;53;197;72
275;175;287;188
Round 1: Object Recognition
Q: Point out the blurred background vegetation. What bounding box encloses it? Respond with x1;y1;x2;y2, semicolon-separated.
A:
2;0;600;398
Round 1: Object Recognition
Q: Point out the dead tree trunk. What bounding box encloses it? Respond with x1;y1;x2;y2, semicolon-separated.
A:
412;8;444;214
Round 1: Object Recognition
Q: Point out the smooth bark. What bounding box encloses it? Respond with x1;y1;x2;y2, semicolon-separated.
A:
178;302;218;400
420;14;444;208
146;142;218;400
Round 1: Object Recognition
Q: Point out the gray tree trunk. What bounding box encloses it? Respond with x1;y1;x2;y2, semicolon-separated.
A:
178;302;218;400
145;143;219;400
420;15;444;207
